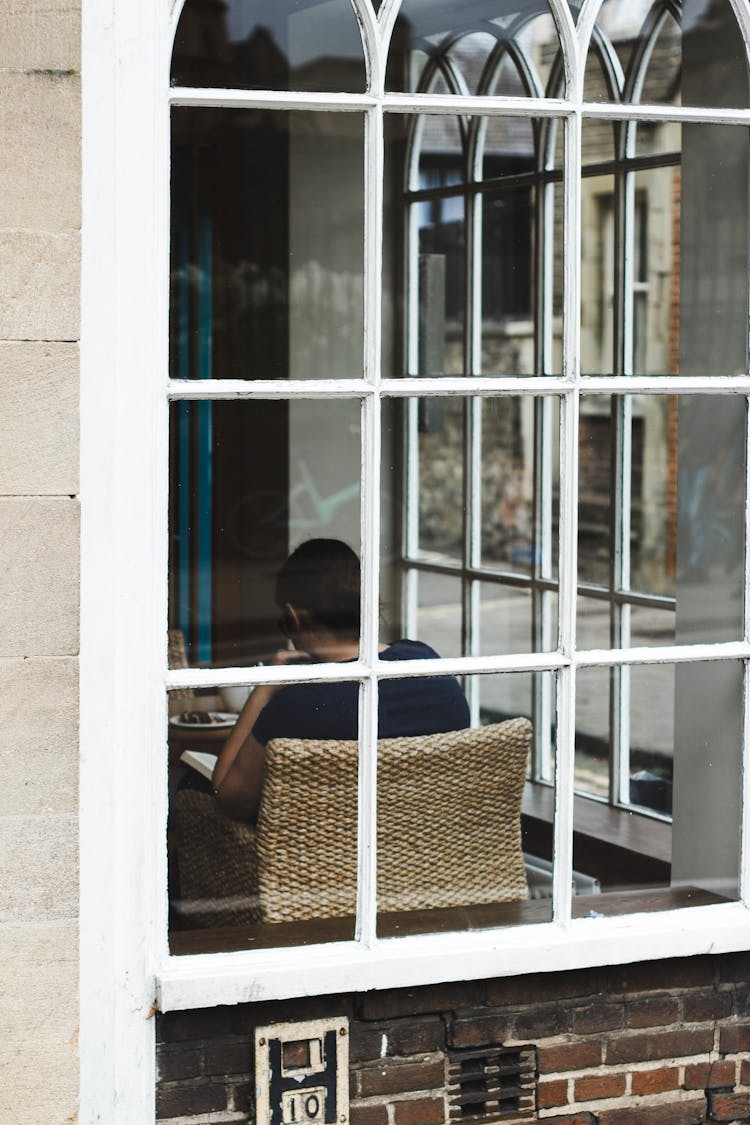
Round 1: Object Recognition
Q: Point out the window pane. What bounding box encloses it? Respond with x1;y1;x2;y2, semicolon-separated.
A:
168;684;360;952
576;394;745;649
386;2;562;96
168;399;361;668
585;0;748;109
572;661;742;915
383;114;562;379
413;573;463;659
171;0;366;93
580;170;616;378
581;117;750;379
383;396;558;658
171;109;364;381
377;673;555;938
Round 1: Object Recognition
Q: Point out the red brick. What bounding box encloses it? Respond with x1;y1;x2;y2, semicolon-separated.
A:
448;1012;508;1048
608;958;714;995
359;982;486;1020
709;1090;750;1120
156;1047;203;1082
682;992;733;1023
486;969;607;1007
155;1083;228;1118
352;1018;445;1062
598;1098;706;1125
513;1004;568;1040
684;1060;735;1090
572;1003;625;1035
538;1041;603;1074
684;1063;710;1089
542;1116;597;1125
350;1105;389;1125
627;997;680;1028
605;1028;714;1065
387;1019;446;1058
718;952;750;983
356;1059;444;1099
157;1007;236;1043
203;1041;252;1077
720;1023;750;1053
632;1067;680;1095
575;1073;627;1101
231;1080;253;1113
741;1057;750;1085
538;1079;568;1109
392;1097;445;1125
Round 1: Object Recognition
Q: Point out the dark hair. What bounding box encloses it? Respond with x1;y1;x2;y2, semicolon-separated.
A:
275;539;360;636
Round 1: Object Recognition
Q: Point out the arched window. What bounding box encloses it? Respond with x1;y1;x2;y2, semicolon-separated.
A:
105;0;750;1005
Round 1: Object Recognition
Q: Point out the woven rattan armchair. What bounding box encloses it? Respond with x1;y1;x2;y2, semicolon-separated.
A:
172;717;532;929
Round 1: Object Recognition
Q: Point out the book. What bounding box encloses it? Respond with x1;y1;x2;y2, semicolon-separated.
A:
179;749;218;782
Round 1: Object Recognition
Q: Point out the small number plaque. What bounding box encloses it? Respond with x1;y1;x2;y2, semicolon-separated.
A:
255;1017;349;1125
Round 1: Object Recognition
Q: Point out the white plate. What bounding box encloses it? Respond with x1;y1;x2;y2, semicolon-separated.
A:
169;711;238;730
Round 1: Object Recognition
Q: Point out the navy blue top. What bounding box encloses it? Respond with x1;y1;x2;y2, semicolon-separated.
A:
252;639;469;745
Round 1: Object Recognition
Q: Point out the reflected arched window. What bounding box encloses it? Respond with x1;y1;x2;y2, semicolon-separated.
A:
171;0;367;91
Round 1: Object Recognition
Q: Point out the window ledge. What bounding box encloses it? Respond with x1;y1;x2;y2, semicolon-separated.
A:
522;781;671;887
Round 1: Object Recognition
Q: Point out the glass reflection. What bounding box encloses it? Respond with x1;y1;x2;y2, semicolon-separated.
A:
586;0;748;109
576;394;745;650
168;399;361;668
383;396;558;659
168;682;360;949
573;661;742;911
171;0;366;92
378;671;555;938
170;109;364;381
383;112;561;379
387;0;562;96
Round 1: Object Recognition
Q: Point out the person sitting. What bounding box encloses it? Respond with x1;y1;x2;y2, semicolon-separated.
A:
212;538;469;820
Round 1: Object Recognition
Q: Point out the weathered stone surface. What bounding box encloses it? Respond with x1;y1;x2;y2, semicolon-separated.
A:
0;920;78;1125
0;657;77;816
0;813;77;922
0;497;79;656
0;72;80;231
0;5;80;72
0;230;80;341
0;342;78;494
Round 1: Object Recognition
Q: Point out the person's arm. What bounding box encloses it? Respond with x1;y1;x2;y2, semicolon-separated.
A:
212;650;307;820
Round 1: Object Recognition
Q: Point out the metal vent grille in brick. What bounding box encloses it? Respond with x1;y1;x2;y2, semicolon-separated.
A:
447;1046;536;1122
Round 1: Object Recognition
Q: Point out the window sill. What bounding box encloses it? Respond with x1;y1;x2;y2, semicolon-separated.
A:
522;781;671;888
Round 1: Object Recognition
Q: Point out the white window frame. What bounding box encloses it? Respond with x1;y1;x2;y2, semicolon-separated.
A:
80;0;750;1117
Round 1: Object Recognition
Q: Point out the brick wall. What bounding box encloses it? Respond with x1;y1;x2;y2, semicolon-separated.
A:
156;953;750;1124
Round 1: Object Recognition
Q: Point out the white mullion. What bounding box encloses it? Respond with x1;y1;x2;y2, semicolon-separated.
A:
170;87;376;111
168;378;373;400
742;396;750;905
163;640;750;693
463;143;482;699
610;138;635;803
385;93;572;118
169;374;750;401
553;392;579;925
553;88;583;922
583;102;750;127
356;96;384;946
385;376;572;396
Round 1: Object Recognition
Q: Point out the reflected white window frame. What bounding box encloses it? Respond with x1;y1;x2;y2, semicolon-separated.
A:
79;0;750;1117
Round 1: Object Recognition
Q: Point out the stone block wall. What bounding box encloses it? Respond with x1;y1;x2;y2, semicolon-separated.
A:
0;3;81;1121
156;954;750;1125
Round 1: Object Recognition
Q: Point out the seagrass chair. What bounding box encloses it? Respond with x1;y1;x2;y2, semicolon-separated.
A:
172;717;532;929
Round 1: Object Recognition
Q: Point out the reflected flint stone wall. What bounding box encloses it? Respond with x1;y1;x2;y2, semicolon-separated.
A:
671;0;748;892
